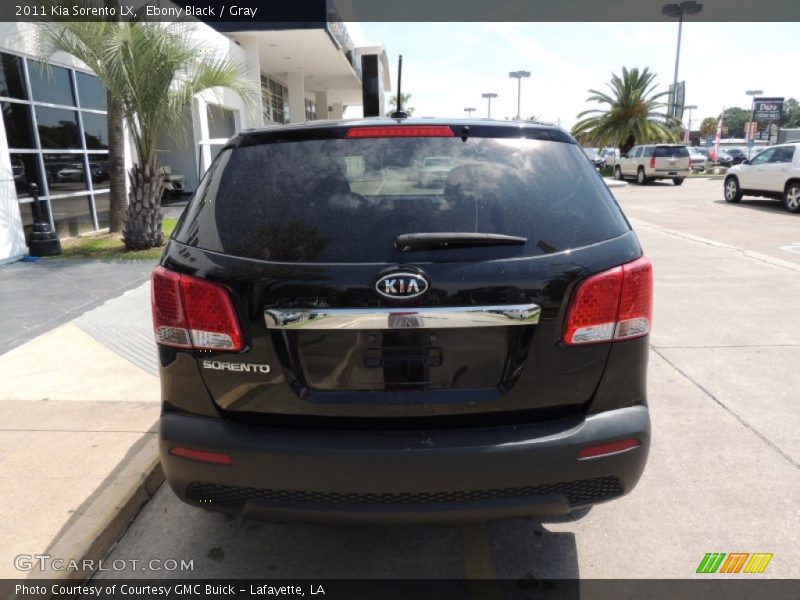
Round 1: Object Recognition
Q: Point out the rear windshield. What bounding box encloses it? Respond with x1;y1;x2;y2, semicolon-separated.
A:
174;136;629;263
654;146;689;158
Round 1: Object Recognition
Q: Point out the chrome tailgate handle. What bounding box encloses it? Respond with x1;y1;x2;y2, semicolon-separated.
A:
265;304;541;330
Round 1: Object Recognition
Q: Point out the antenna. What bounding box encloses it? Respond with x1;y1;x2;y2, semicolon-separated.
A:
390;54;408;119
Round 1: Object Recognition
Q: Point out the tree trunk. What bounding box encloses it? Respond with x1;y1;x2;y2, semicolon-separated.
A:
107;91;127;233
620;134;636;155
123;162;164;250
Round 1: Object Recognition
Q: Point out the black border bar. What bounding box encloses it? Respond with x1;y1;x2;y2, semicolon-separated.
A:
2;0;800;22
3;579;800;600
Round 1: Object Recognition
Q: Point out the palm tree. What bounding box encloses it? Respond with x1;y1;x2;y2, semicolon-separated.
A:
37;20;255;249
386;93;414;116
571;67;678;154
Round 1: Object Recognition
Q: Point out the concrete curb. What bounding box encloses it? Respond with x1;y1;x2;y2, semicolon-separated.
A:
28;427;163;587
604;178;627;188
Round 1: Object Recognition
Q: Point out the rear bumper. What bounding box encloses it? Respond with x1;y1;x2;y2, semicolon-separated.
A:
652;169;690;177
160;405;650;524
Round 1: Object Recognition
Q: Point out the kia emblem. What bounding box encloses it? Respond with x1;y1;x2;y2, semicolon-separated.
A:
374;272;429;300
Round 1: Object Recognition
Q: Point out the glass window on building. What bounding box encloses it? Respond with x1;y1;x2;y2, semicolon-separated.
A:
93;191;111;229
305;98;316;121
261;75;288;124
0;51;109;236
88;154;110;190
1;101;35;148
0;53;27;100
207;104;236;140
27;60;76;106
35;106;81;149
43;153;87;195
49;194;94;237
75;71;106;110
81;111;108;149
9;153;42;199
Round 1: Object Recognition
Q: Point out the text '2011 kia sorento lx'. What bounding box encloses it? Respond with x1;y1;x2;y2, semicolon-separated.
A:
152;119;652;524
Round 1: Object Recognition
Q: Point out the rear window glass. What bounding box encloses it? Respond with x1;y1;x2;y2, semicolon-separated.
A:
175;136;629;263
655;146;689;158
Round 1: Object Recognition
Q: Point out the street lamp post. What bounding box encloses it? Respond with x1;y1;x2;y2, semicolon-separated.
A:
464;107;476;118
482;93;498;118
508;70;531;120
662;1;703;119
745;89;763;156
683;104;697;142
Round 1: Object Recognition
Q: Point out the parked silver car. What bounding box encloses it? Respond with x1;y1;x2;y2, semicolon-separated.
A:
613;144;691;185
686;147;707;172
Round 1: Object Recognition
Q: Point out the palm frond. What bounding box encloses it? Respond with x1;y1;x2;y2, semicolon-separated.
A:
35;16;257;167
571;66;678;149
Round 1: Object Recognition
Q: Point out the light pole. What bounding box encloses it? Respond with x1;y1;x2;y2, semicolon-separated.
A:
482;93;498;119
464;107;476;118
683;104;697;143
745;89;763;155
508;70;531;120
662;2;703;120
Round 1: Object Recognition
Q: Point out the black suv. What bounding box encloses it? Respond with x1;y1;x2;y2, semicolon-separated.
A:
153;119;652;524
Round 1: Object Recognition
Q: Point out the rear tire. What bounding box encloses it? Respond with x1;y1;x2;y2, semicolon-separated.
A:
724;177;742;203
636;168;648;185
672;177;685;186
613;166;622;180
784;182;800;213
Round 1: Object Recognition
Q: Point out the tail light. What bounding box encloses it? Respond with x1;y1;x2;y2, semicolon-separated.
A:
346;125;454;138
578;438;640;459
649;156;656;168
563;257;652;345
151;266;243;351
169;446;232;465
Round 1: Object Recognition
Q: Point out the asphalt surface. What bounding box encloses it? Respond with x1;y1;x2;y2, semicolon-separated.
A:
97;178;800;580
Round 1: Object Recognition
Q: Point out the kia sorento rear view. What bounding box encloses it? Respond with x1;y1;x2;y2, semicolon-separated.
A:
152;119;652;524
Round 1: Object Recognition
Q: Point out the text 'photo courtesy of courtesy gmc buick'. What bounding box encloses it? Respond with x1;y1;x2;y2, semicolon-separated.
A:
151;119;653;524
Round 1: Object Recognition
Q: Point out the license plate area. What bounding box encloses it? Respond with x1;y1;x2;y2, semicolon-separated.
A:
294;328;511;391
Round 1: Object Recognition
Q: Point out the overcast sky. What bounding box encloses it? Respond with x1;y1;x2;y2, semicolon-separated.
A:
345;22;800;130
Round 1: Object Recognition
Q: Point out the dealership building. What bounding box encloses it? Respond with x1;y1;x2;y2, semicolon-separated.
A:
0;11;390;263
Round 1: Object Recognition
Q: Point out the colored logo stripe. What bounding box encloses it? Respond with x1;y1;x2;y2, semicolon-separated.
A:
719;553;749;573
697;552;772;574
744;553;773;574
697;553;726;573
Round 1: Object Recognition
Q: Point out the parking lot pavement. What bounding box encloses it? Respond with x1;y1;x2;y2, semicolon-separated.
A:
98;177;800;580
612;177;800;268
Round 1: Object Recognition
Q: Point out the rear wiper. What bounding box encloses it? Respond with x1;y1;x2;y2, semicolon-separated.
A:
395;232;528;251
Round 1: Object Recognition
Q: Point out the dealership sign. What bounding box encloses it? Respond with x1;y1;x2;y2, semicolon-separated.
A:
753;97;784;121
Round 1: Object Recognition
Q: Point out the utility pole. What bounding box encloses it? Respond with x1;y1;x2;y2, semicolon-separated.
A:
482;93;498;118
508;71;531;120
662;2;703;119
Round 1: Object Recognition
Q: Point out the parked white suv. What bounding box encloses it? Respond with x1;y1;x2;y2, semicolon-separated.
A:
613;144;691;185
723;143;800;213
600;147;619;167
